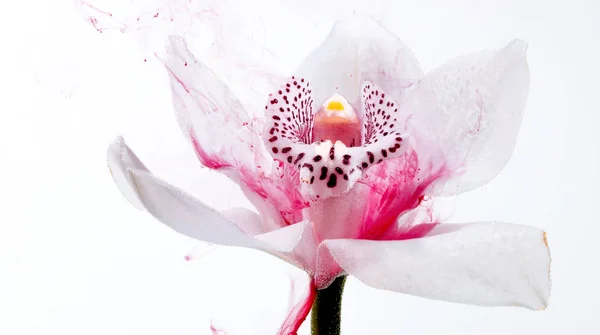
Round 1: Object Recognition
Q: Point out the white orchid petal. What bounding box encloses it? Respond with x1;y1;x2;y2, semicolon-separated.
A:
407;40;530;195
237;182;288;232
295;14;423;109
256;220;319;273
324;222;551;309
255;221;310;253
221;207;266;236
184;220;319;270
107;137;261;249
162;35;269;173
108;136;318;271
130;170;263;247
107;137;148;210
163;35;306;228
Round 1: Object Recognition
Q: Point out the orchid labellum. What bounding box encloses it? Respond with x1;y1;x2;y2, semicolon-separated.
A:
108;15;551;335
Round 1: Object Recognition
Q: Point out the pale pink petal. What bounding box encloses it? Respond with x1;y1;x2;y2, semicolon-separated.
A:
162;35;308;228
107;137;262;248
314;243;345;289
295;14;423;111
125;170;257;246
302;181;372;241
221;207;266;236
255;221;319;273
108;137;325;282
235;165;308;230
324;222;551;309
161;35;268;172
406;40;530;195
389;196;440;240
237;182;289;231
184;220;319;269
357;150;440;240
303;180;435;288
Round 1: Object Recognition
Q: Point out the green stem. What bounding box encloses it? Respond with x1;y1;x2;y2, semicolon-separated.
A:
311;276;347;335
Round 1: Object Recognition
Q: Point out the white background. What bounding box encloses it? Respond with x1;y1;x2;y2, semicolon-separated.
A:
1;0;598;334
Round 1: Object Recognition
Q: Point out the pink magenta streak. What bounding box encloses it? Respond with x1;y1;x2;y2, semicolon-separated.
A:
79;1;179;34
277;279;316;335
210;321;227;335
156;53;191;94
366;182;433;240
88;17;102;32
470;89;484;134
359;151;446;240
190;131;231;169
158;39;310;224
387;222;438;240
79;1;113;17
191;131;307;224
238;166;308;225
158;49;229;116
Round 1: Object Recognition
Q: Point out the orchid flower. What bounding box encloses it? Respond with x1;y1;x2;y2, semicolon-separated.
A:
107;15;551;335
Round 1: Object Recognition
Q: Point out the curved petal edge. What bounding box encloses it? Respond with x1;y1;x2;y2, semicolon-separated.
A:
107;137;261;248
324;222;551;310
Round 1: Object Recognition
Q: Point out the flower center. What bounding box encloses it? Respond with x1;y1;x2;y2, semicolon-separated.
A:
313;94;361;147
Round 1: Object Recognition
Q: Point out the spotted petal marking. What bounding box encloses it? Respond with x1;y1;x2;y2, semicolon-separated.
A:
296;140;364;199
264;76;314;159
362;81;403;144
263;78;409;200
359;80;408;161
